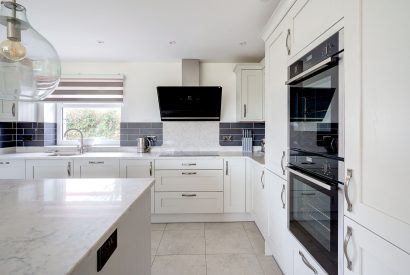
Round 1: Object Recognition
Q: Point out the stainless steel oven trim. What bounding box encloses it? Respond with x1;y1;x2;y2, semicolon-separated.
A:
286;56;339;85
288;167;333;191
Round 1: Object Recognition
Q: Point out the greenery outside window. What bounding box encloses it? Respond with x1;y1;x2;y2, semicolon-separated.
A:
57;103;121;146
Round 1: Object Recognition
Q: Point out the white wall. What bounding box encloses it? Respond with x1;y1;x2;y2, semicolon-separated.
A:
61;61;238;122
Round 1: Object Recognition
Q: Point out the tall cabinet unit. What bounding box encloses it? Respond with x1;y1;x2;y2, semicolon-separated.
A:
266;169;292;275
264;18;288;179
234;63;265;122
344;0;410;270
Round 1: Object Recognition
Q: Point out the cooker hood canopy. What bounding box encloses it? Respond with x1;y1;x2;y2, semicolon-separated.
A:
157;59;222;121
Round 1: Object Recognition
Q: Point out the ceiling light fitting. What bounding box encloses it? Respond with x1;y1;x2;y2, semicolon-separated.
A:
0;0;61;101
239;41;247;46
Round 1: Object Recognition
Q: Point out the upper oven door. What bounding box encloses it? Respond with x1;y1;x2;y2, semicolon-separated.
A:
288;61;340;158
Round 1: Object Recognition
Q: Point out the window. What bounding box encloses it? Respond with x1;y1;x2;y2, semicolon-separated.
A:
57;103;121;146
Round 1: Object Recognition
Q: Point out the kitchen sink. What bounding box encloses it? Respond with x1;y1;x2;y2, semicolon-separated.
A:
47;152;82;157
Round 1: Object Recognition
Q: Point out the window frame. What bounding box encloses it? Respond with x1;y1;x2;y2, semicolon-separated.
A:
56;102;122;146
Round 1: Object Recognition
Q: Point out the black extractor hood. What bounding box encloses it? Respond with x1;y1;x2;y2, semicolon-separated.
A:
157;86;222;121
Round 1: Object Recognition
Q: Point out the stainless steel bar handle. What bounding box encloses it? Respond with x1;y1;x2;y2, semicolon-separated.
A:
286;29;291;55
12;103;15;117
281;151;286;175
182;163;196;166
226;161;229;176
244;104;247;118
281;184;285;209
260;170;265;189
344;226;353;271
299;251;318;274
67;162;71;177
182;172;197;175
182;194;197;197
149;161;153;177
345;169;353;212
89;161;104;164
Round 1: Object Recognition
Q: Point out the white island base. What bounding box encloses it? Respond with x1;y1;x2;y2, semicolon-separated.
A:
0;178;153;275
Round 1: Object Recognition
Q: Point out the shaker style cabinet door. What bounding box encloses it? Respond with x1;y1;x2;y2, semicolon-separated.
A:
264;20;288;179
344;0;410;254
74;159;119;178
223;158;246;213
251;161;268;238
266;169;292;275
343;217;410;275
0;100;17;121
26;159;74;179
240;69;264;121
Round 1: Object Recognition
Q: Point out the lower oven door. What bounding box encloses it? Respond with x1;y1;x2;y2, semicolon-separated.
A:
288;168;338;275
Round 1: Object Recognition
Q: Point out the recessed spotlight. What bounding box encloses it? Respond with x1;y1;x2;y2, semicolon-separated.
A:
97;40;105;44
169;41;176;45
239;41;247;46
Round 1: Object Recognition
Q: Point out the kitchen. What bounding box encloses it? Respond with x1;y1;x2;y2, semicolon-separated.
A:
0;0;409;275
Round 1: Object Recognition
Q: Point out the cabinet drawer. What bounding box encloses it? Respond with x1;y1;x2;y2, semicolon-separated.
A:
155;192;223;214
293;240;326;275
155;170;223;191
0;159;25;179
74;159;119;178
155;159;223;170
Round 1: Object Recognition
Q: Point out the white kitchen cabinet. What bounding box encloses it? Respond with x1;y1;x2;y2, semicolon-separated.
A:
26;159;73;179
266;170;292;275
293;238;327;275
0;100;17;121
155;170;223;192
264;19;288;179
249;160;268;238
344;0;410;253
74;159;119;178
223;158;246;213
234;64;264;122
119;159;153;178
343;217;410;275
120;159;155;214
0;159;25;179
287;0;343;59
155;192;223;214
155;159;223;170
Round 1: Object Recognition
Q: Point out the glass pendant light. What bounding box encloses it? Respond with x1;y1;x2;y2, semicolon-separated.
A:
0;0;61;101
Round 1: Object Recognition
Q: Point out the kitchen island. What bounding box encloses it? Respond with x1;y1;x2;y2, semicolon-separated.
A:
0;178;153;275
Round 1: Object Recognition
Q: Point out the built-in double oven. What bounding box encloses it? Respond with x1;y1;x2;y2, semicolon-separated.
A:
286;30;344;275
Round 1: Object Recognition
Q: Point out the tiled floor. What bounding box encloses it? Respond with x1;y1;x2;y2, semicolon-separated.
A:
151;222;283;275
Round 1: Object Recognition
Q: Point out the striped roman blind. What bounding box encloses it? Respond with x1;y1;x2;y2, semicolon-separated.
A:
45;75;124;102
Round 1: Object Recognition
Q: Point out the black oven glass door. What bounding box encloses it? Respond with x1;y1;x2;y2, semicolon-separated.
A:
289;169;338;275
289;65;339;157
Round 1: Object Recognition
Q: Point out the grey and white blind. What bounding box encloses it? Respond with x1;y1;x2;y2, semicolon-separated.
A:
45;75;124;102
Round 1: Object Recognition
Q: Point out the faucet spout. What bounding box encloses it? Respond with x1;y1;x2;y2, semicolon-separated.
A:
64;128;84;154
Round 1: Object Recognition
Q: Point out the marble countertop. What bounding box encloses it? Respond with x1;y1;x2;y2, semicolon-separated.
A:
0;151;265;165
0;178;154;275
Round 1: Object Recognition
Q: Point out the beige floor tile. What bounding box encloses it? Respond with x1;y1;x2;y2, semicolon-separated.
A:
151;230;163;255
257;255;283;275
205;226;254;254
152;255;206;275
206;254;264;275
242;221;261;234
157;230;205;255
165;222;205;231
151;223;166;231
205;222;244;231
246;230;266;255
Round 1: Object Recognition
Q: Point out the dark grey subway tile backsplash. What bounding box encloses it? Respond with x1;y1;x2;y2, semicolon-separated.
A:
120;122;163;146
219;122;265;146
16;122;57;147
0;122;16;148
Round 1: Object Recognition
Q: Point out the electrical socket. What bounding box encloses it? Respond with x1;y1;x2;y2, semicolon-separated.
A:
223;135;233;141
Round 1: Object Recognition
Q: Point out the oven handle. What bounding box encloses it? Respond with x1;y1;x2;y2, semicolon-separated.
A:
288;168;333;191
285;50;343;85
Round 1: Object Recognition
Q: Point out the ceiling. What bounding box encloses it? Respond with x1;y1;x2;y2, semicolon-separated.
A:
18;0;280;62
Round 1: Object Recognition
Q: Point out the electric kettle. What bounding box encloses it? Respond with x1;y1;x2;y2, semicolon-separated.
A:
137;137;152;153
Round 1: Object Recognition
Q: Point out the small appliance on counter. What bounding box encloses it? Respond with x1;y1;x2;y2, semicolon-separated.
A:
136;137;152;153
